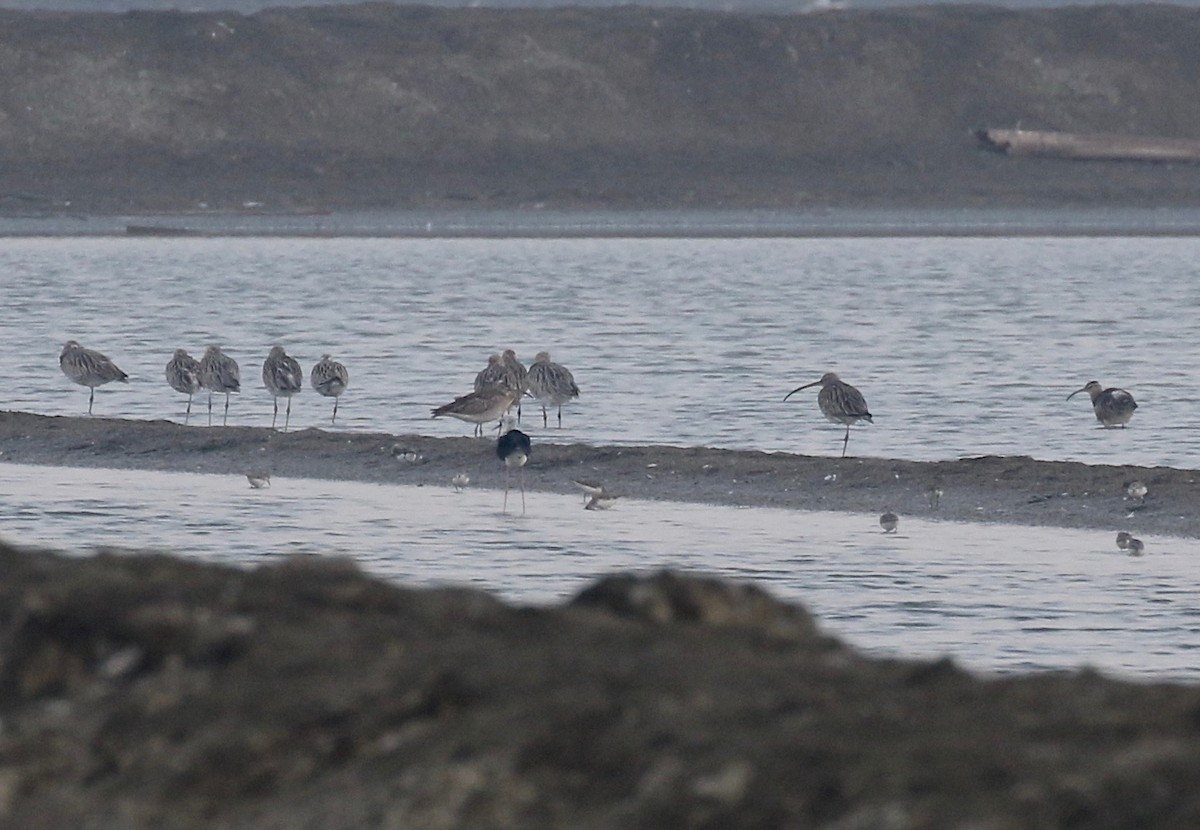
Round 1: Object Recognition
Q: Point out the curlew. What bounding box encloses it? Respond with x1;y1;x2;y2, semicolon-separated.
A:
784;372;873;458
310;354;349;424
262;346;304;432
199;345;240;426
1067;380;1137;428
165;348;203;425
432;387;518;437
497;417;531;514
526;351;580;428
59;340;128;415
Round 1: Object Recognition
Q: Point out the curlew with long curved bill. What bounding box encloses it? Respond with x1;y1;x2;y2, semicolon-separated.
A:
497;417;531;514
432;387;518;437
165;348;203;424
199;345;240;426
262;346;304;432
310;354;349;424
527;351;580;428
60;340;129;415
784;372;873;458
1067;380;1137;428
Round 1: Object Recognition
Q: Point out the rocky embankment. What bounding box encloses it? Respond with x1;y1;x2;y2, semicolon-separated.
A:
3;4;1200;213
2;547;1200;828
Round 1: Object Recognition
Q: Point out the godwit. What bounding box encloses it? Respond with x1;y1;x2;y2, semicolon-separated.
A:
879;509;898;533
1067;381;1137;427
199;345;240;426
59;340;128;415
474;354;506;393
784;372;873;458
310;354;349;424
501;349;529;422
432;387;518;437
262;346;304;431
527;351;580;428
165;348;203;424
497;417;531;514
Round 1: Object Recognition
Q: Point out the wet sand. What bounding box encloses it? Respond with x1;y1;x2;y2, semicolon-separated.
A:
2;409;1195;538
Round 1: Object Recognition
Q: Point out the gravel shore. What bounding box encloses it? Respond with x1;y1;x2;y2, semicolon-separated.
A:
2;410;1195;538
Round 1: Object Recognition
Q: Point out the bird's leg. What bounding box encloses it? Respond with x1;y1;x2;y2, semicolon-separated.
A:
207;391;214;426
516;400;522;423
185;394;192;425
271;398;279;430
223;393;231;427
331;399;338;424
502;468;510;513
284;398;292;433
542;406;548;428
841;426;850;458
557;406;563;429
88;387;95;415
520;467;526;515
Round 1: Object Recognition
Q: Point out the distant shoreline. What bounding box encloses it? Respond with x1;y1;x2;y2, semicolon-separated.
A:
4;206;1200;239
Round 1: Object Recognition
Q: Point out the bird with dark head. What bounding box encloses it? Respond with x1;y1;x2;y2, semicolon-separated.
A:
496;417;531;514
1067;380;1137;428
784;372;873;458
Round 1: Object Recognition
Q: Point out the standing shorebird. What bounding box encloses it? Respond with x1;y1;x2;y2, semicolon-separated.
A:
165;348;203;424
199;345;240;427
310;354;349;424
452;472;471;493
527;351;580;428
262;346;304;432
59;340;128;415
879;509;898;533
1067;381;1137;428
573;478;606;503
432;387;518;437
1116;531;1132;551
501;349;529;422
1127;537;1146;556
474;354;507;393
246;472;272;489
784;372;873;458
585;493;621;511
497;418;531;514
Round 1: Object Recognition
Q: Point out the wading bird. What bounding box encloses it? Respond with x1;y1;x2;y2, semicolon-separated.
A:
310;354;349;424
60;340;128;415
262;346;304;431
527;351;580;428
199;345;240;426
165;348;203;424
432;387;518;437
497;418;531;514
784;372;873;458
1067;380;1137;428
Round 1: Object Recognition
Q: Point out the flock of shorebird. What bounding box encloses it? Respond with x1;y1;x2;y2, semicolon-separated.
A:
59;339;1149;536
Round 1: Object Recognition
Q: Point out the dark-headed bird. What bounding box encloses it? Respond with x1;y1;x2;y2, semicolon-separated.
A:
784;372;873;458
497;418;531;514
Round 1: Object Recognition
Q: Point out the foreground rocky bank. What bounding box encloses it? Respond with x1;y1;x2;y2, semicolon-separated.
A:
1;410;1197;538
2;546;1200;828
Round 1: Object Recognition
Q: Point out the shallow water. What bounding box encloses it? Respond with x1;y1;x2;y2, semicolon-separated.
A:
2;462;1195;682
4;221;1200;468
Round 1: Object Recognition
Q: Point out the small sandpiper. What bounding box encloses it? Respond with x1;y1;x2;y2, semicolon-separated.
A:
585;493;621;510
1115;531;1132;551
1127;537;1146;556
1125;480;1148;506
246;472;271;489
573;478;606;503
452;472;470;492
879;509;898;533
927;486;943;510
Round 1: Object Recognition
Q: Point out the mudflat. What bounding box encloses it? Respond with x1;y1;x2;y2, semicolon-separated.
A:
1;409;1194;537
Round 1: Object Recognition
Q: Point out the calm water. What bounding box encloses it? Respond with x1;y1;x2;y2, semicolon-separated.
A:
2;463;1197;681
3;223;1200;467
4;212;1200;680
